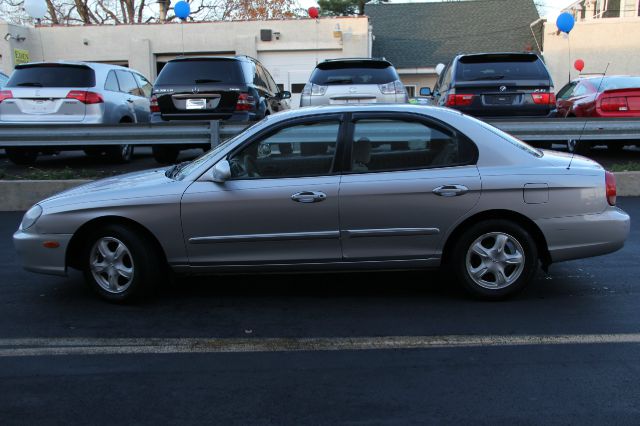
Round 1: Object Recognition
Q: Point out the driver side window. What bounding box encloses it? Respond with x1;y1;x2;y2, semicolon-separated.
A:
229;121;340;179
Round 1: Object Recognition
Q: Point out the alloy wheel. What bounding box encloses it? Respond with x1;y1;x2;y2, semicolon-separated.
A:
89;237;135;294
465;232;525;290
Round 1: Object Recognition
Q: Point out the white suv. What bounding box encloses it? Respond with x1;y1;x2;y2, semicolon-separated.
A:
300;58;408;107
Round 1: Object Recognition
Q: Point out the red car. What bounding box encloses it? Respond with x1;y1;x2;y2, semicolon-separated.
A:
556;75;640;151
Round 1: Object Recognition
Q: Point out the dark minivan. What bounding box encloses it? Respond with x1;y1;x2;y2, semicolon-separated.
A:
427;53;555;118
151;56;291;163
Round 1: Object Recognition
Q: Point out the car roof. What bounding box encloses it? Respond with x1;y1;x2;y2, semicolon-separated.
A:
14;61;132;72
269;104;462;122
316;58;393;70
167;56;245;63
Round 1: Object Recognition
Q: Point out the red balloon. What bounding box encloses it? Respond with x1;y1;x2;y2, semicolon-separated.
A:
574;59;585;72
308;7;319;19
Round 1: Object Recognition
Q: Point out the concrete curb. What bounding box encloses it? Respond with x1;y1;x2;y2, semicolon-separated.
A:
1;172;639;212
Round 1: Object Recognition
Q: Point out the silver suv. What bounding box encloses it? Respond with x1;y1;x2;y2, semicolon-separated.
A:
300;58;408;107
0;62;152;164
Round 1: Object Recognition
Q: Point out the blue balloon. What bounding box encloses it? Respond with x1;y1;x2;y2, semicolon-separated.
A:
174;1;190;20
556;12;575;33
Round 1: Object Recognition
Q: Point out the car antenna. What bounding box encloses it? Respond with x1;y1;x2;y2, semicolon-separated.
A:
567;62;610;170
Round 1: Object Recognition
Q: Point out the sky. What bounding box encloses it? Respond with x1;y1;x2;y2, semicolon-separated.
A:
299;0;578;20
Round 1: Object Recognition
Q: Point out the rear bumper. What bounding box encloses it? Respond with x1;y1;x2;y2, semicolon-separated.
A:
536;207;630;263
151;111;258;123
13;229;72;276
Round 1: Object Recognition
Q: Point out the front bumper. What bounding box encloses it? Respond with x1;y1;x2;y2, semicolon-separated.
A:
536;207;631;263
13;229;72;276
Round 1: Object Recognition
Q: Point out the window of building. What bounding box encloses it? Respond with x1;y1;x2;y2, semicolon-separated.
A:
229;121;340;179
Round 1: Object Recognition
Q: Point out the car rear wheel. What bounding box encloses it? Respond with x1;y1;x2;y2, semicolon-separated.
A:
83;224;161;303
152;145;180;164
451;220;538;300
106;144;134;163
6;147;38;165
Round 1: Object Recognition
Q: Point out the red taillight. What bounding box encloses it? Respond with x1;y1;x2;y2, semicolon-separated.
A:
0;90;13;103
446;94;475;107
600;97;628;112
66;90;103;104
235;93;255;111
531;93;556;105
605;171;617;206
150;95;160;113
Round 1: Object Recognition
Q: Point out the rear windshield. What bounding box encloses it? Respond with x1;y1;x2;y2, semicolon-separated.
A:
6;65;95;88
310;61;399;85
155;59;244;85
456;55;550;81
588;76;640;91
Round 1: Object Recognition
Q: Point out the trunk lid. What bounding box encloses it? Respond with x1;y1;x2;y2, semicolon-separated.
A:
0;87;87;122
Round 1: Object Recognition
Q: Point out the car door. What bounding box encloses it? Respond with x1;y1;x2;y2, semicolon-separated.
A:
180;115;345;266
132;72;152;123
338;112;481;261
555;82;577;117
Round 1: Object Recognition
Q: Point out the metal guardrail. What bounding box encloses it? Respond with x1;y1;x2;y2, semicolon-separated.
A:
0;118;638;148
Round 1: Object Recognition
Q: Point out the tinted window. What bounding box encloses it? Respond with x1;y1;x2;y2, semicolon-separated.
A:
456;55;550;81
254;63;268;88
155;59;244;85
133;73;153;97
230;121;339;179
310;61;398;85
6;65;95;88
116;70;142;96
350;119;476;173
557;82;576;100
263;67;279;93
104;70;120;92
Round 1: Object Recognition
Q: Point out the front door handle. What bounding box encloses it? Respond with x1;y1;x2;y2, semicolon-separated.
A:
432;185;469;197
291;191;327;203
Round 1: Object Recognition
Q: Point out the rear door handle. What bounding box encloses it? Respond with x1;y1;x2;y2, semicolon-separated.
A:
432;185;469;197
291;191;327;203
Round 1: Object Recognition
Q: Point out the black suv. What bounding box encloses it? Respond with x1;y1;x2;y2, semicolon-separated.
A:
426;53;555;118
151;56;291;163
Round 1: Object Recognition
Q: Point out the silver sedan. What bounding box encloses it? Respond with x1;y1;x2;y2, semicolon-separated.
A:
14;105;630;302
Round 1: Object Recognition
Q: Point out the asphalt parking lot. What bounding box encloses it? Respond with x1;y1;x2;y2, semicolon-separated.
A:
0;198;639;424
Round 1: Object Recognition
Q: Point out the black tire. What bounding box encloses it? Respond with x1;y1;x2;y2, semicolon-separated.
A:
450;220;538;300
6;147;38;165
106;144;134;163
83;224;164;303
152;145;180;164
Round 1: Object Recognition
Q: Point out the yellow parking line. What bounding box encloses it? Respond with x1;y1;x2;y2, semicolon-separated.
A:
1;334;639;357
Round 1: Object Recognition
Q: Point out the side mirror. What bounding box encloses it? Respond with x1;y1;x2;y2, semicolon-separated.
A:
211;160;231;183
279;91;291;100
419;87;432;97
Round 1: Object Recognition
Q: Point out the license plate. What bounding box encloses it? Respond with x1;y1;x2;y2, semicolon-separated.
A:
186;99;206;110
27;100;51;113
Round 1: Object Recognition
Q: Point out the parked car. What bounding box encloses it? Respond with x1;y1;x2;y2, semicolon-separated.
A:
0;61;152;164
150;56;291;164
0;71;9;89
14;104;629;303
556;75;640;152
300;58;408;107
428;53;556;118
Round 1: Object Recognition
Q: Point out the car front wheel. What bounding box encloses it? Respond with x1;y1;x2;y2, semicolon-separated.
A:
83;224;162;303
451;220;538;300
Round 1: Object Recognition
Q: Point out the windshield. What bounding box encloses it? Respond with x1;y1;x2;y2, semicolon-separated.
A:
310;62;398;85
155;59;244;85
174;120;266;180
467;115;543;158
456;55;549;81
6;64;95;88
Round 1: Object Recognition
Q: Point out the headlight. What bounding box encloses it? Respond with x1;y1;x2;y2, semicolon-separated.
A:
21;204;43;230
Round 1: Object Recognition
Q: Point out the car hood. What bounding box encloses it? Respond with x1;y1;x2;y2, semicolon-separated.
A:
40;168;190;208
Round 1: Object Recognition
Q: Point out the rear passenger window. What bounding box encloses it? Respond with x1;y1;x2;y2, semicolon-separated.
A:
229;121;339;179
133;73;153;98
104;70;120;92
349;119;476;173
116;70;142;96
